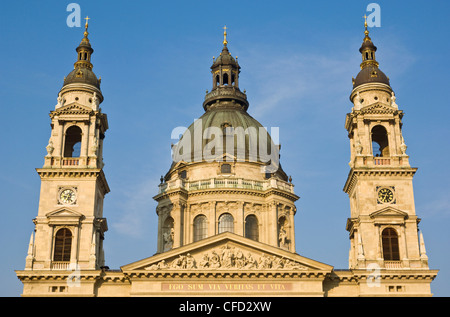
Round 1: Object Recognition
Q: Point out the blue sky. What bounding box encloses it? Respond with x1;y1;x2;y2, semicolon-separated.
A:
0;0;449;296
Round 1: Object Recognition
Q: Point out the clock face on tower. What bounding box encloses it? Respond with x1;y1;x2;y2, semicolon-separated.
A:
377;187;394;204
59;188;77;205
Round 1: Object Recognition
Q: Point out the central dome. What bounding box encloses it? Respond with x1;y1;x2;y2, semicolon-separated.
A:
166;31;287;181
176;104;278;161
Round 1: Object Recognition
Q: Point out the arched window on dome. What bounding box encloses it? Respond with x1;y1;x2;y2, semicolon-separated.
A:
223;73;229;86
245;215;259;241
64;126;82;157
371;125;389;157
53;228;72;262
218;213;234;234
382;227;400;261
193;215;207;242
215;74;220;87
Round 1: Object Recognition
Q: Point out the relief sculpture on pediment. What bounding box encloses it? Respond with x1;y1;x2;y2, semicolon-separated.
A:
145;244;308;271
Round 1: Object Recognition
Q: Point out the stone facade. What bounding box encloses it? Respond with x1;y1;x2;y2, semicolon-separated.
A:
15;21;438;297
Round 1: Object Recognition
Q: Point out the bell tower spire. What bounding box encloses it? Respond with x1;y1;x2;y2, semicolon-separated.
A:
359;14;379;70
74;16;94;70
223;25;228;46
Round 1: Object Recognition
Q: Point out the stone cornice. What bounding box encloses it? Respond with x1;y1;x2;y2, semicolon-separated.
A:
351;269;439;281
154;187;299;203
343;168;417;194
36;168;110;195
326;269;439;282
124;270;328;279
15;270;102;282
59;83;103;101
37;168;102;178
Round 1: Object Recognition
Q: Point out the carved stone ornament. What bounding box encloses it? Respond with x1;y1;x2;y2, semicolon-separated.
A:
355;91;363;110
92;92;99;110
56;93;64;108
46;139;54;157
90;136;98;156
278;225;288;248
390;92;398;109
144;244;308;271
163;227;174;252
355;140;363;155
400;136;407;155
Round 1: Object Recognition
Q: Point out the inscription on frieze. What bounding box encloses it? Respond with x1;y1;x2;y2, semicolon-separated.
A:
161;283;293;292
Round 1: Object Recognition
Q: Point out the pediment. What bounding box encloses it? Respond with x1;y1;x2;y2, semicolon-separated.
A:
370;206;409;220
360;102;397;114
53;103;93;115
45;207;84;225
171;160;188;170
218;153;237;162
121;232;333;273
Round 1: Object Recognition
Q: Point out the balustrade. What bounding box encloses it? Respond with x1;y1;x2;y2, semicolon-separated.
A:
158;177;293;194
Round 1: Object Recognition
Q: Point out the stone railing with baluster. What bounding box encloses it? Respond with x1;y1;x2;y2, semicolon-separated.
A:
352;155;410;168
51;261;71;270
158;177;294;195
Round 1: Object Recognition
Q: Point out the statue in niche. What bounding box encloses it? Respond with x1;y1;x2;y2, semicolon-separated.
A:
355;140;363;155
278;225;288;248
163;227;174;252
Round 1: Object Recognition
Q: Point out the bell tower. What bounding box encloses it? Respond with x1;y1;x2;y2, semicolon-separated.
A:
23;18;109;276
343;18;429;271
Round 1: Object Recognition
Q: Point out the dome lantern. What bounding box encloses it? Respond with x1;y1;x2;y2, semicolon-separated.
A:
203;26;249;111
352;15;390;89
